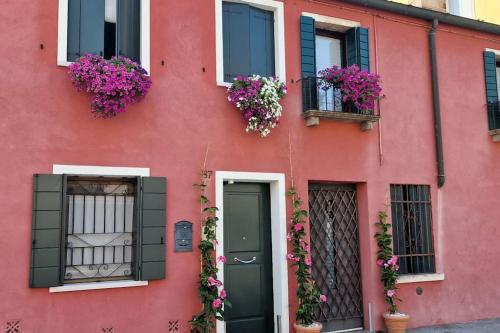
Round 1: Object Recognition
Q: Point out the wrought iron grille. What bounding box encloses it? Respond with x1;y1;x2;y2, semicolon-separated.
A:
390;184;435;275
302;76;376;115
487;101;500;131
64;178;136;282
308;184;363;330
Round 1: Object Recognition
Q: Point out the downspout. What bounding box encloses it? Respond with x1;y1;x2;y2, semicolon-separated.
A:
429;19;446;187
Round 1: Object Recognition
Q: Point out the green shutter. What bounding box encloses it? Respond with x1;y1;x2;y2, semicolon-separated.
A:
300;16;316;78
138;177;166;280
249;6;275;77
67;0;105;61
30;174;64;288
346;27;370;72
223;2;251;81
118;0;141;63
484;51;498;103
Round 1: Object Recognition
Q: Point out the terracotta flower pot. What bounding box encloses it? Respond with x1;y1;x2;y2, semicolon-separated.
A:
293;322;323;333
383;312;410;333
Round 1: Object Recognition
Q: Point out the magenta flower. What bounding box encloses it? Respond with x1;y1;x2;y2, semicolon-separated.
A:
386;289;396;298
294;223;303;232
212;298;223;309
207;277;222;287
217;255;227;263
219;289;227;299
387;255;398;266
68;54;151;118
376;259;385;267
319;294;327;303
305;258;312;266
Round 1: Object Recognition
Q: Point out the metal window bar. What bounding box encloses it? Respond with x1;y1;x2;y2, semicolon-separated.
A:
487;101;500;131
301;76;376;115
390;184;435;275
64;178;136;283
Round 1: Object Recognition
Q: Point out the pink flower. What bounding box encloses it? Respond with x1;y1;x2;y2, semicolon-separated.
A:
305;258;312;266
217;256;227;263
219;289;227;299
286;233;292;241
207;277;223;287
388;255;398;266
294;223;303;232
287;253;295;261
319;294;327;303
212;298;223;309
386;289;396;298
376;259;384;267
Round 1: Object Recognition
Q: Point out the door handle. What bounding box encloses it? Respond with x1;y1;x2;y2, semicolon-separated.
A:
233;256;256;264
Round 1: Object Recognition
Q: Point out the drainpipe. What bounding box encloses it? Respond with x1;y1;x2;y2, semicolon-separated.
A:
429;19;446;187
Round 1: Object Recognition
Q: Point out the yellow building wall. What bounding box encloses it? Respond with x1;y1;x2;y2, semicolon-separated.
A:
388;0;500;25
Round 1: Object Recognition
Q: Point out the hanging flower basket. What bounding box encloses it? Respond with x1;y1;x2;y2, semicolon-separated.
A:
68;54;152;118
227;75;287;137
318;65;382;114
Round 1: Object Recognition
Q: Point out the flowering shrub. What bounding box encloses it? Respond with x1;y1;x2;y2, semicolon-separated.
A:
68;54;151;118
318;65;382;114
227;75;287;137
375;210;401;314
287;187;326;326
190;170;230;333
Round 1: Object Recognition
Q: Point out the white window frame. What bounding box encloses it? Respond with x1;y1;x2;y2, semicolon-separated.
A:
215;0;286;87
57;0;151;74
49;164;150;293
448;0;476;19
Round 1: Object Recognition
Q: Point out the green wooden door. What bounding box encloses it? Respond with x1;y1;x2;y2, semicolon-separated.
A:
223;183;274;333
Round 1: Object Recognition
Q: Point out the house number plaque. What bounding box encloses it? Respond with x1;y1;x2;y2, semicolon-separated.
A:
174;220;193;252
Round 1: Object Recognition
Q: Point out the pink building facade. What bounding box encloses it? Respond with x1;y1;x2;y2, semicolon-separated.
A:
1;0;500;332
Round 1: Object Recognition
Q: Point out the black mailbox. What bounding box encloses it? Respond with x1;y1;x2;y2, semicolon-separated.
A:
174;220;193;252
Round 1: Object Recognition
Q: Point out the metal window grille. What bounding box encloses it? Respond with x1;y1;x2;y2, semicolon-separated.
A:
64;178;136;282
302;77;376;116
390;184;435;275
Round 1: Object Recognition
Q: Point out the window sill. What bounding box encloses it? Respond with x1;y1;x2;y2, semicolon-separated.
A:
396;273;445;284
217;81;232;88
302;110;379;130
489;129;500;142
49;280;148;293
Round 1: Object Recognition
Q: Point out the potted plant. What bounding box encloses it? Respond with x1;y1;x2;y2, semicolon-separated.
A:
318;64;382;115
375;210;410;333
287;187;327;333
227;75;287;137
68;54;152;118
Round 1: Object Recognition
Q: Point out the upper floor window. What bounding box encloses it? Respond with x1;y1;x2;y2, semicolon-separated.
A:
483;50;500;133
57;0;150;73
216;0;285;85
390;184;436;275
448;0;476;19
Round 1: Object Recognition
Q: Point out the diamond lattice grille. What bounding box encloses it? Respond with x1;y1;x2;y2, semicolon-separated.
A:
308;184;363;324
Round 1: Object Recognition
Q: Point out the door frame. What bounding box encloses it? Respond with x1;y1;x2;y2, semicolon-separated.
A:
215;171;289;333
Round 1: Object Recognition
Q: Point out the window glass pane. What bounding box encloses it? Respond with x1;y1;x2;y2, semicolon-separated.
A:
316;35;343;111
496;64;500;98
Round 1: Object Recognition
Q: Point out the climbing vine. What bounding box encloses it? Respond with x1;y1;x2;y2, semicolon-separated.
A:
190;170;229;333
375;209;401;314
287;187;326;326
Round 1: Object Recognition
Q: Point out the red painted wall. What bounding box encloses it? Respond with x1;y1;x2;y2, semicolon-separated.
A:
1;0;500;332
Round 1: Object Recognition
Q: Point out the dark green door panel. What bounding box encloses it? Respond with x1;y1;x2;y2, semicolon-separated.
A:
223;183;273;333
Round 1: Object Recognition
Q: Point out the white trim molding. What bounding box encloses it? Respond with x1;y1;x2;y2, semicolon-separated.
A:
215;171;289;333
301;12;360;32
53;164;150;177
215;0;286;86
57;0;151;73
396;273;445;284
49;280;148;293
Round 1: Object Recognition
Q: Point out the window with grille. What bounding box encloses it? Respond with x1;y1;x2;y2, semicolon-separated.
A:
390;184;435;275
64;177;136;282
